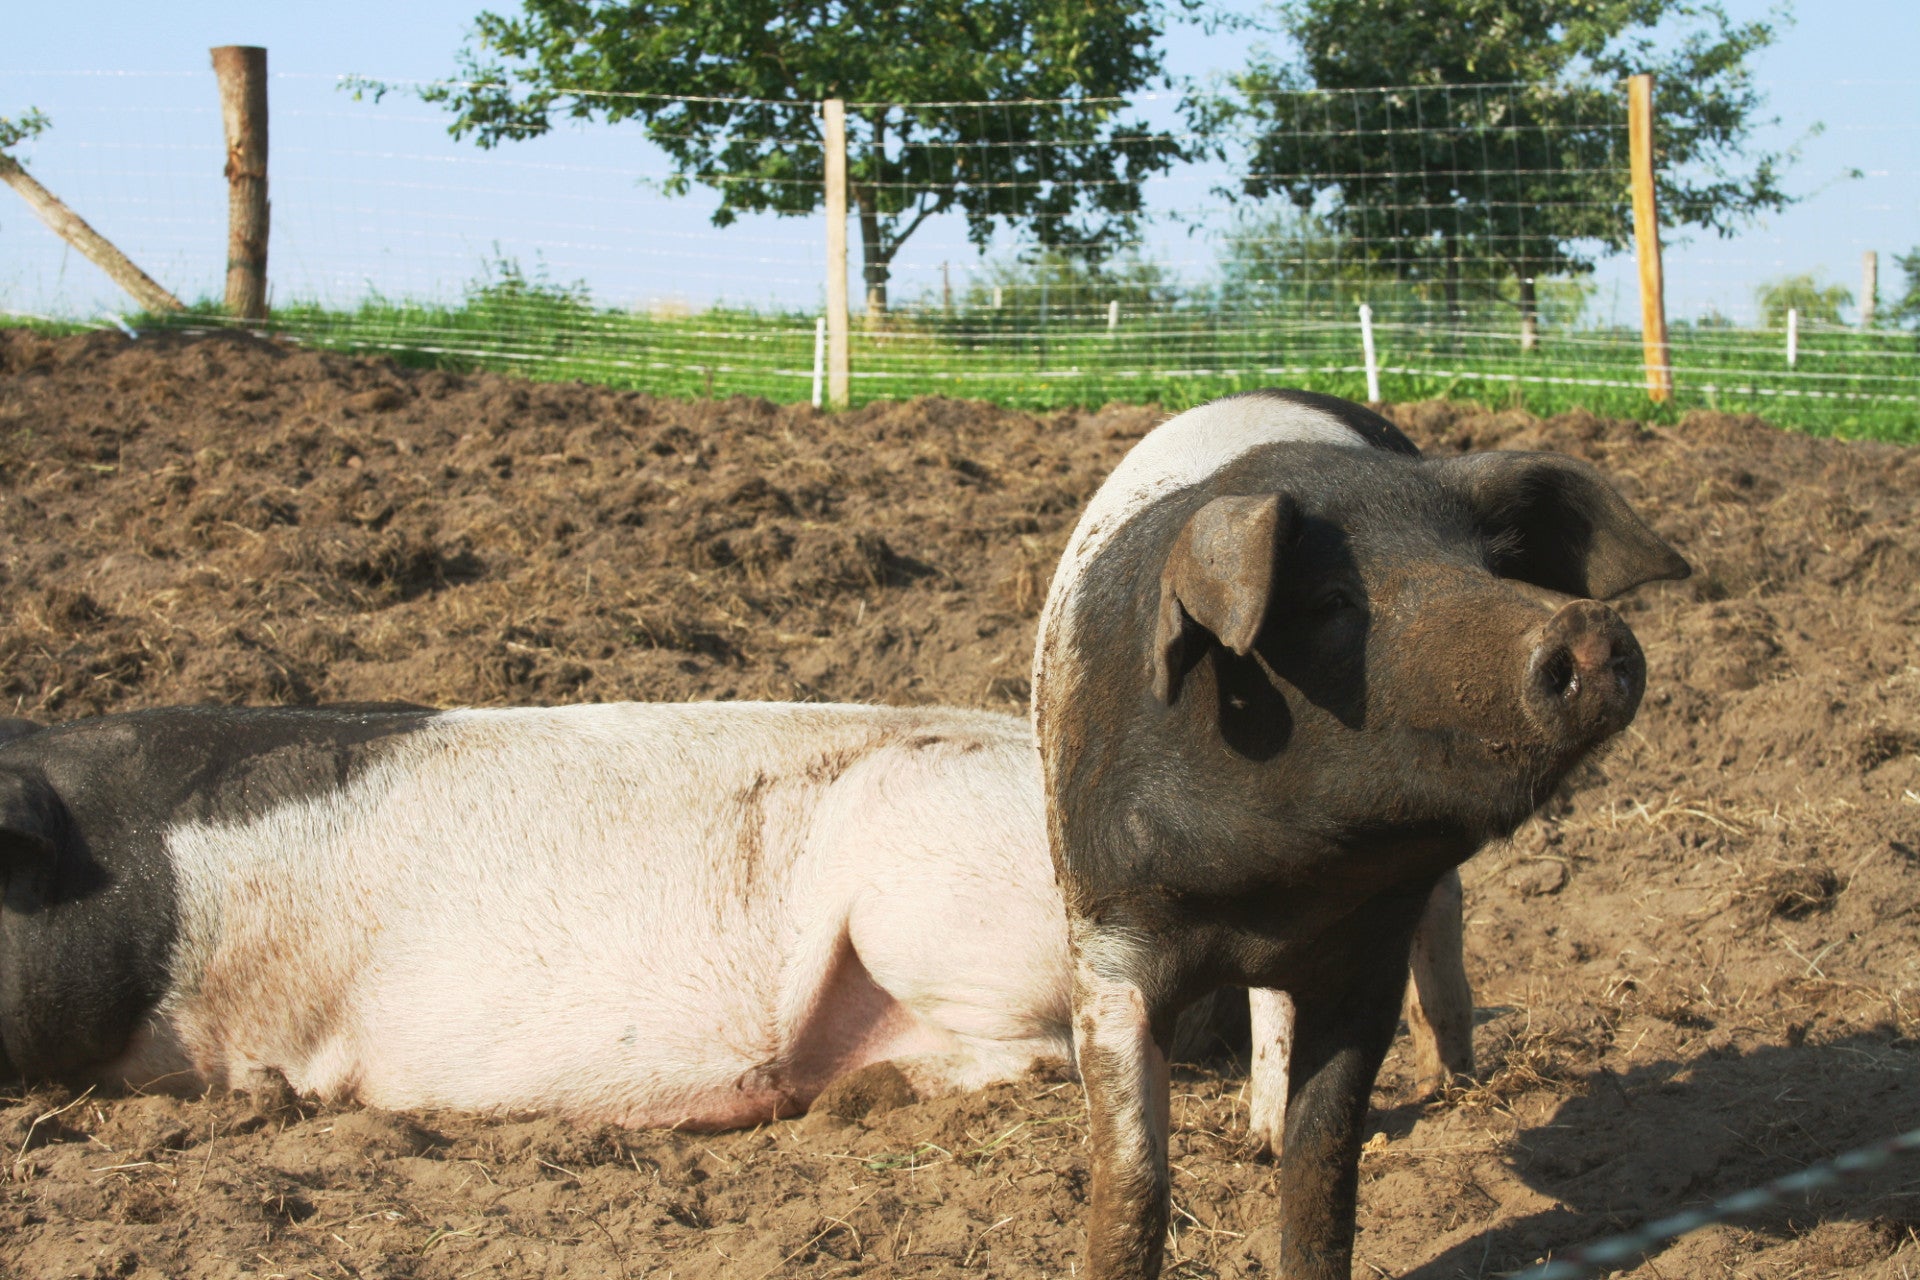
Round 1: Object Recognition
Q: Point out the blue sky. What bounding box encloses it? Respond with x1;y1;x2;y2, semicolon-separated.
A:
4;2;1916;326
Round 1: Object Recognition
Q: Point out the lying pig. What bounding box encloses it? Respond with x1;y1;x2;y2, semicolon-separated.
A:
1032;389;1688;1279
0;700;1463;1137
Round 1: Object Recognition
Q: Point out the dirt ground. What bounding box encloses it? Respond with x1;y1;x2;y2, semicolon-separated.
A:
0;326;1916;1280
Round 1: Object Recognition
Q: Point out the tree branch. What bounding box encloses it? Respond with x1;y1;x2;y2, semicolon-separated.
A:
881;189;951;262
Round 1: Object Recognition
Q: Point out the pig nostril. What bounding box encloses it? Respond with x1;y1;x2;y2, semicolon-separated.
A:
1530;602;1644;734
1538;648;1576;701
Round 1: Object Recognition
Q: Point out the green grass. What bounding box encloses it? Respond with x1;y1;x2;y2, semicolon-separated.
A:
46;292;1920;441
1;312;104;338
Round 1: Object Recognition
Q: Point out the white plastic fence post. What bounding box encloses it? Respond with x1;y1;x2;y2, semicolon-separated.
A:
993;286;1004;310
1359;303;1381;402
811;316;826;408
1787;307;1798;368
1107;299;1119;332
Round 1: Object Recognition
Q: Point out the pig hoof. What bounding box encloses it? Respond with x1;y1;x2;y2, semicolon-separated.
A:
1246;1128;1282;1163
233;1066;302;1118
1409;1067;1475;1103
808;1061;919;1124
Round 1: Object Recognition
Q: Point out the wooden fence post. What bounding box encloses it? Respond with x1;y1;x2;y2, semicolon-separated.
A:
1627;74;1671;403
822;98;850;409
1861;251;1878;330
212;45;269;320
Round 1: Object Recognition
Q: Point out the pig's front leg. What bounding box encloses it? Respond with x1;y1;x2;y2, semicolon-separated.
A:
1276;935;1416;1280
1070;921;1172;1280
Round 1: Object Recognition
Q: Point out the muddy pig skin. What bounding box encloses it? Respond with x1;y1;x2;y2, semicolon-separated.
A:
1031;389;1689;1280
0;701;1464;1132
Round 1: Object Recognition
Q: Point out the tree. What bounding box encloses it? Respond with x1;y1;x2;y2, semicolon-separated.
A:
1214;210;1404;312
0;107;50;151
416;1;1187;317
1755;273;1851;329
1891;248;1920;330
1204;0;1793;350
960;248;1177;318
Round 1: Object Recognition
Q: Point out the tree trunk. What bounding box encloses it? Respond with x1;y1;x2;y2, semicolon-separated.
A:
855;110;890;322
0;154;184;314
1518;275;1539;353
1443;234;1461;352
855;189;889;321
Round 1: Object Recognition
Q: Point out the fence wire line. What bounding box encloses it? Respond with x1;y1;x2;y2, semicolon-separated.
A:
3;72;1915;427
1511;1124;1920;1280
306;72;1628;109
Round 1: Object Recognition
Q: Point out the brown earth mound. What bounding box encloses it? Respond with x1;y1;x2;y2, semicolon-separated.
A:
1;326;1916;1279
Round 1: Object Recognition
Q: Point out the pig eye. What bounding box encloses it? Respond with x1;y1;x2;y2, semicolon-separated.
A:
1308;587;1361;617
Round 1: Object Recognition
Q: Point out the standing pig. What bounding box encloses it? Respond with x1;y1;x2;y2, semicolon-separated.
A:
1032;389;1687;1279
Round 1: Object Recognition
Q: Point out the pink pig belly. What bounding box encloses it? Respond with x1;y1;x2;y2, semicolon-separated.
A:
147;703;1063;1126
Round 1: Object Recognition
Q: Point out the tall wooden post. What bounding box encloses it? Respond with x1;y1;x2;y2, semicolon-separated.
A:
212;45;269;320
822;98;850;409
1627;74;1671;403
1861;250;1878;330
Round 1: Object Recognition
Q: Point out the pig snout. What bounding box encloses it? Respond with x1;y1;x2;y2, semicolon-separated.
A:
1523;598;1645;742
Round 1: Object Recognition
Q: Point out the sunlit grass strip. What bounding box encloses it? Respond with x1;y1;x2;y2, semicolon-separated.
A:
22;297;1919;442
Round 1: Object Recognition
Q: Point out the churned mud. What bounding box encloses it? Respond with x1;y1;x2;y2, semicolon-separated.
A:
1;326;1916;1278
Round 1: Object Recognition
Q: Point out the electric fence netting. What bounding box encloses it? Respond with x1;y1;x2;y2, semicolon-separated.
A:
2;69;1917;432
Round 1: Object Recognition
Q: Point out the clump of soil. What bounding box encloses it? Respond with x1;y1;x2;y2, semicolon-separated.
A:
2;327;1918;1278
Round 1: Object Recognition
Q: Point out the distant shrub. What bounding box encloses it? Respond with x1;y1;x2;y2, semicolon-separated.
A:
1755;273;1853;328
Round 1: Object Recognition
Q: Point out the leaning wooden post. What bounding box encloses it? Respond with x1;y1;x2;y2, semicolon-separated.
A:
212;45;270;320
0;153;184;314
822;98;851;409
1626;74;1671;403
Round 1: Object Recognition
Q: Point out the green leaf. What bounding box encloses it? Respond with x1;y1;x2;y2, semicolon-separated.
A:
0;107;51;152
1207;0;1793;307
408;0;1188;312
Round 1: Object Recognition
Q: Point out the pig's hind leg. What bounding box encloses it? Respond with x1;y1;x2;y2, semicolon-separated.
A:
1405;869;1474;1095
802;876;1076;1119
808;1037;1071;1123
777;919;1070;1120
1246;988;1295;1158
1244;870;1473;1156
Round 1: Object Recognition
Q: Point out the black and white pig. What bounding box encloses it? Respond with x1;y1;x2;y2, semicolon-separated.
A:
0;700;1466;1138
1032;389;1688;1279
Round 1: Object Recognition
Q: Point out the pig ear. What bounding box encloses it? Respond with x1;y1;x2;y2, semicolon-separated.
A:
0;771;58;872
1154;493;1295;704
1437;451;1690;599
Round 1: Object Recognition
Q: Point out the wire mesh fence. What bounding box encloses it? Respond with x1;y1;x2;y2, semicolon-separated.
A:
3;67;1916;434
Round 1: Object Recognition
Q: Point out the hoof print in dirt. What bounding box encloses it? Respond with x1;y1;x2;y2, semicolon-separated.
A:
1505;858;1570;897
320;1110;440;1160
806;1061;920;1126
